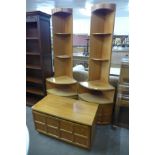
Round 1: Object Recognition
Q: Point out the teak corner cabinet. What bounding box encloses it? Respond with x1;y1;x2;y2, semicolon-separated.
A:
26;11;53;98
46;8;78;99
78;3;116;124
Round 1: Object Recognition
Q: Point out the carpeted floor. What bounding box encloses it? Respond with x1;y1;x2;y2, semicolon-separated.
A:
26;106;129;155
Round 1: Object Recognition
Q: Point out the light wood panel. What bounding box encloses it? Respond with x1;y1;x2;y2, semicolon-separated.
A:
32;94;98;126
47;88;77;98
78;3;116;125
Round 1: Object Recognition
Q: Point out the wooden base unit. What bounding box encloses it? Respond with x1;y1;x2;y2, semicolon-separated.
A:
96;104;114;124
32;94;98;149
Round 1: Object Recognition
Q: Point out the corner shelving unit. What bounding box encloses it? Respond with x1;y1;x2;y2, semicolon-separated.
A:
78;3;116;124
46;8;78;99
26;11;53;102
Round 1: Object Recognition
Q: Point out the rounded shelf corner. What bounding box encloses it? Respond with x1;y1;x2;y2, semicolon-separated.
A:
79;93;113;104
46;76;77;85
47;88;77;98
79;80;115;91
52;8;72;15
91;3;116;13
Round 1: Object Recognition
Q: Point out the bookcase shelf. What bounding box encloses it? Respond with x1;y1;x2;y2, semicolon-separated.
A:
26;11;53;99
26;64;42;70
78;3;116;124
46;8;77;98
79;81;114;91
79;92;112;104
26;52;40;56
46;76;77;85
56;55;71;59
26;76;42;84
47;88;77;98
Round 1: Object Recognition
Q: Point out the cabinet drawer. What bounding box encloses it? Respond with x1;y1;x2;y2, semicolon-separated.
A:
47;126;59;137
33;112;46;123
47;116;59;128
35;122;46;132
60;120;73;133
74;135;89;147
60;130;73;142
74;124;90;137
26;15;38;22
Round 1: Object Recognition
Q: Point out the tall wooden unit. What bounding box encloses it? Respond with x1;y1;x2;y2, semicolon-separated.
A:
78;3;116;124
26;11;53;98
46;8;78;99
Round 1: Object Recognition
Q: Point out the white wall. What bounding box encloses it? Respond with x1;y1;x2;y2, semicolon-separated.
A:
73;17;129;35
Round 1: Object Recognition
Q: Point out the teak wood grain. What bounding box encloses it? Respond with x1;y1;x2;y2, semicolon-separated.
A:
32;94;98;148
32;94;98;126
78;3;116;124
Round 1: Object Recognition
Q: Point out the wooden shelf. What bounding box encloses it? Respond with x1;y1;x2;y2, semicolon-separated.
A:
26;52;40;56
27;87;44;96
26;64;42;70
27;76;42;84
26;37;39;40
90;58;109;61
47;88;77;97
79;93;112;104
46;76;77;84
92;33;111;36
91;3;115;13
79;80;114;91
56;55;71;59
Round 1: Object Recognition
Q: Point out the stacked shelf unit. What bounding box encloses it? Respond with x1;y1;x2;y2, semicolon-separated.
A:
78;3;116;124
26;11;53;100
46;8;78;99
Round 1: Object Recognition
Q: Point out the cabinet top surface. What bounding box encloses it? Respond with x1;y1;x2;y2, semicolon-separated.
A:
32;94;98;125
80;80;115;91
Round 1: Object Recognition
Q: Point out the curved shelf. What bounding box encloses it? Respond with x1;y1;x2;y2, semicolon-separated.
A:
92;33;112;36
56;55;71;59
79;93;112;104
52;8;72;15
91;3;116;13
79;80;115;91
90;58;109;61
46;76;77;84
47;88;77;98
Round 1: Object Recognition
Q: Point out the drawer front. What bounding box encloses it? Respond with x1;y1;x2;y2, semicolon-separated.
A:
60;120;73;133
35;122;46;132
33;112;46;123
47;126;59;137
46;116;59;128
26;15;38;22
74;135;89;148
60;130;73;142
74;124;90;137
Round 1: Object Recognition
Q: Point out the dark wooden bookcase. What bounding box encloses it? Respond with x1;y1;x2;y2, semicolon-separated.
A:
26;11;53;99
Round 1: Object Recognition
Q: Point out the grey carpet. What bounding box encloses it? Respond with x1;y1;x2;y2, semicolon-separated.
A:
26;106;129;155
